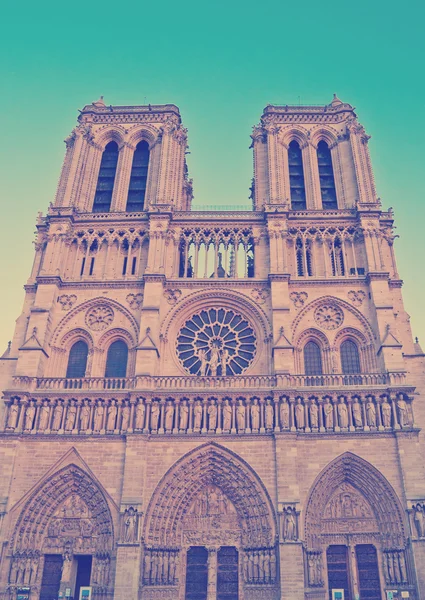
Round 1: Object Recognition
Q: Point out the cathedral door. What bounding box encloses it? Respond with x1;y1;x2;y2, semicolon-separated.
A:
185;546;208;600
326;545;351;600
356;545;381;600
40;555;63;600
217;546;238;600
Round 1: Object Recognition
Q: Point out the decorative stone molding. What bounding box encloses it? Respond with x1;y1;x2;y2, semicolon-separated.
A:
289;291;308;309
126;293;144;309
348;290;366;306
85;305;114;331
57;294;77;311
250;287;269;305
314;304;344;330
164;288;182;305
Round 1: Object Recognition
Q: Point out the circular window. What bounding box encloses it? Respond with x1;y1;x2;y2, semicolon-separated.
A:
314;304;344;330
176;308;257;376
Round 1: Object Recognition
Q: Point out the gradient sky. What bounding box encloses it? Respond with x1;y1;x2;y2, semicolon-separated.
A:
0;0;424;353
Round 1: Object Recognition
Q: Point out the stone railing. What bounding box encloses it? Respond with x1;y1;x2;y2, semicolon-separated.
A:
3;390;414;436
11;371;407;393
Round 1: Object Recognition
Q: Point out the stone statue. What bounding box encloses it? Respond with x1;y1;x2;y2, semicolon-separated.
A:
337;398;348;428
107;400;117;431
194;400;202;429
121;402;130;431
397;397;409;427
24;402;36;431
221;348;229;375
123;508;137;543
324;400;333;429
150;402;160;430
93;402;104;431
208;401;217;430
179;400;189;430
135;401;145;429
80;400;90;430
65;401;77;430
223;399;232;430
269;551;276;580
280;400;289;429
7;401;19;429
251;398;260;430
366;399;376;427
165;401;174;430
265;398;274;429
144;552;152;583
381;398;392;427
283;506;297;540
52;401;64;430
198;349;208;376
295;398;304;429
309;400;318;428
169;553;176;583
414;504;425;537
209;346;220;376
236;399;245;430
352;398;363;427
38;400;50;431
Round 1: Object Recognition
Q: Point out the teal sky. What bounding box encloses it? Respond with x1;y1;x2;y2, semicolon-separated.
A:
1;0;424;352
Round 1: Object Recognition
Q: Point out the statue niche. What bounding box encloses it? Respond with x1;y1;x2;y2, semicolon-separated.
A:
321;483;378;535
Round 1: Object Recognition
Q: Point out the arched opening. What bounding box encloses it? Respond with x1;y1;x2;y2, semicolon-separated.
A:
340;339;361;374
105;340;128;377
93;141;119;213
66;340;89;378
126;140;150;212
317;140;337;210
288;140;306;210
304;341;323;375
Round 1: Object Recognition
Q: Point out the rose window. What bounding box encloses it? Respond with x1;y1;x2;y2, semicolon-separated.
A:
176;308;257;376
85;305;114;331
314;304;344;330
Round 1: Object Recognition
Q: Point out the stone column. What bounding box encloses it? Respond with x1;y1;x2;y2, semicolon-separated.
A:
207;548;217;600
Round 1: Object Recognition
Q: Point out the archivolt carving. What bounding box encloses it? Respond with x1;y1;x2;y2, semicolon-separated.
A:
59;327;94;350
97;327;137;350
304;452;406;551
127;124;162;149
143;443;277;548
308;125;339;149
93;125;127;149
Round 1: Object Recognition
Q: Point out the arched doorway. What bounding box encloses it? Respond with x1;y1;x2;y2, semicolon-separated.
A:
304;453;415;600
8;464;115;600
142;443;279;599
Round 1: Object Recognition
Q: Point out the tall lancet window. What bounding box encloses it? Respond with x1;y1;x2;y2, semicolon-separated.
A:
304;341;323;375
66;341;89;378
317;140;337;209
126;141;150;212
93;141;119;213
105;340;128;378
288;141;306;210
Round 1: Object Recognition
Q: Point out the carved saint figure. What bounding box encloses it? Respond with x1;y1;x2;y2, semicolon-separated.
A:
169;553;176;583
80;400;90;431
397;397;409;427
209;346;220;376
24;402;36;431
236;399;245;431
265;398;274;429
208;401;217;430
309;400;318;428
352;398;363;427
7;400;19;429
121;402;130;431
269;551;276;580
414;504;425;537
295;398;304;429
65;401;77;430
280;399;289;429
194;400;202;430
366;398;376;427
52;401;64;430
283;506;297;541
135;401;145;430
107;400;117;431
198;349;208;376
39;400;50;431
223;399;232;430
179;400;189;430
337;398;348;428
150;402;160;430
144;552;152;583
221;348;229;375
324;400;334;429
165;400;174;430
93;401;104;431
251;398;260;430
123;508;137;543
381;398;392;427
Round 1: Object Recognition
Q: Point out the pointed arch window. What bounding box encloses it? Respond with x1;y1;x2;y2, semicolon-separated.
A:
288;140;306;210
105;340;128;377
66;340;89;378
126;141;150;212
93;141;119;213
340;339;361;374
317;140;337;209
304;341;323;375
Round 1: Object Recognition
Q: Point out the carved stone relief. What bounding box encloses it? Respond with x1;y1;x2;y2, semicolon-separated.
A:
58;294;77;311
321;483;378;535
314;304;344;330
251;287;269;305
347;290;366;307
289;291;308;309
120;507;139;544
164;288;182;305
126;293;144;309
85;304;114;331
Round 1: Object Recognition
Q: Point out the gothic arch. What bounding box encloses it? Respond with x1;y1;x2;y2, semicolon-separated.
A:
304;452;406;551
127;124;161;149
143;442;277;548
94;125;127;149
280;125;309;148
309;125;339;149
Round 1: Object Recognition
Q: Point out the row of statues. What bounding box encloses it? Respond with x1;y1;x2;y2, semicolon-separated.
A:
383;550;407;584
91;556;110;587
243;548;277;584
6;393;412;434
143;550;179;585
9;554;39;585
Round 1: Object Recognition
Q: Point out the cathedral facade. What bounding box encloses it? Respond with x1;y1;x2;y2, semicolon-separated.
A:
0;95;424;600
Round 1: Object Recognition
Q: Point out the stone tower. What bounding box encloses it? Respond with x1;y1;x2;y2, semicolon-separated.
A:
0;95;424;600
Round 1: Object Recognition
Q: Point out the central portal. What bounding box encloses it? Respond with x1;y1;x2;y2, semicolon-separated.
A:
184;546;238;600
